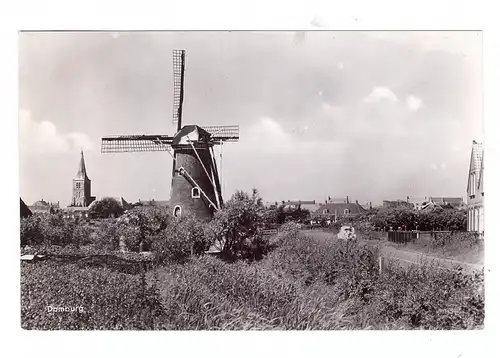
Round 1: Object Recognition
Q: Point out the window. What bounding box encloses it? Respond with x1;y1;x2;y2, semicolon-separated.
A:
192;187;201;198
344;209;351;215
173;205;182;218
76;182;81;189
323;209;329;215
470;174;476;197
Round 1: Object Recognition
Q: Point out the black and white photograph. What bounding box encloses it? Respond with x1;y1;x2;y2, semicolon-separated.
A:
18;30;485;331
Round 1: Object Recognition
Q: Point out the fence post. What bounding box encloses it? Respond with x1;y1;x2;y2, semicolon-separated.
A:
378;256;383;274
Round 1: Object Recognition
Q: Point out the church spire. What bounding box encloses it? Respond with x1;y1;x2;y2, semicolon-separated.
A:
75;150;89;180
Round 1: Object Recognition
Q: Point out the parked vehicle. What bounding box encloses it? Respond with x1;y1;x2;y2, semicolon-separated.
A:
337;225;356;240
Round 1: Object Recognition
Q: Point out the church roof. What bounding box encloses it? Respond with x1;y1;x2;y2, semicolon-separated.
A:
471;141;483;173
75;150;89;181
467;141;484;193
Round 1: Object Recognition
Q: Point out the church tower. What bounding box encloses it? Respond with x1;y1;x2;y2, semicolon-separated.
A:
71;150;95;207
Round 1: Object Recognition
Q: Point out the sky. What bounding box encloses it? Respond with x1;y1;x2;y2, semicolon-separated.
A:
18;31;483;207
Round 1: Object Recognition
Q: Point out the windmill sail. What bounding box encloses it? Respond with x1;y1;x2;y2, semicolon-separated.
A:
172;50;185;131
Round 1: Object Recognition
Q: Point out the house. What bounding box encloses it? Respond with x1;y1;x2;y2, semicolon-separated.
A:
64;197;133;219
429;197;465;209
282;200;319;212
28;199;60;214
313;200;366;222
382;200;412;209
264;200;320;213
421;200;442;211
135;199;170;207
466;141;484;234
360;202;373;210
406;197;428;210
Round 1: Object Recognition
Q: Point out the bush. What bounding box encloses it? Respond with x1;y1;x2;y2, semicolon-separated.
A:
20;215;44;246
369;206;467;232
91;219;121;250
151;214;209;264
204;189;269;261
88;197;125;219
20;213;77;247
71;219;95;247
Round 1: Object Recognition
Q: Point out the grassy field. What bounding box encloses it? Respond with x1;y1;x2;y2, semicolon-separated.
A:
21;226;484;330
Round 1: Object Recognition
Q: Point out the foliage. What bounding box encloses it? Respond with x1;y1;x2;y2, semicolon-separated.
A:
264;205;311;226
91;219;121;250
205;189;270;261
21;262;168;330
369;206;466;231
88;197;125;219
21;213;76;247
21;223;484;330
151;214;209;264
405;231;484;262
20;215;44;246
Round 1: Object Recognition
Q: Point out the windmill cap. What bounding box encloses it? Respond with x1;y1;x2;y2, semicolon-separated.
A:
172;125;211;146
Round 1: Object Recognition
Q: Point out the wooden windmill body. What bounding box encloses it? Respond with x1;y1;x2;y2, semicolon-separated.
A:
101;50;239;221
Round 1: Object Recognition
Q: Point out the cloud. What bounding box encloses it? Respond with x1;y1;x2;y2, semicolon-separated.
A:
243;117;294;154
430;163;438;170
363;86;398;103
19;109;94;155
337;62;344;70
406;95;423;111
321;102;344;119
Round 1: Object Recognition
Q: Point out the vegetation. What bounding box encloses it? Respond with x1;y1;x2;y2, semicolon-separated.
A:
19;189;483;330
205;189;271;261
88;197;125;219
369;206;467;231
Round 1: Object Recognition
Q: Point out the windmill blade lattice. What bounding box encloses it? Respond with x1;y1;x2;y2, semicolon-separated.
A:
201;125;240;142
101;135;173;153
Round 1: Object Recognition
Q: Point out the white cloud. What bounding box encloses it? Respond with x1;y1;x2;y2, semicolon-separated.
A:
19;109;94;155
430;163;438;170
337;62;344;70
406;95;423;111
321;102;344;118
363;86;398;103
243;117;294;154
440;163;447;170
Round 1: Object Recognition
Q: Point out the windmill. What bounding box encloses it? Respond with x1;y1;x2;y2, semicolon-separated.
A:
101;50;239;221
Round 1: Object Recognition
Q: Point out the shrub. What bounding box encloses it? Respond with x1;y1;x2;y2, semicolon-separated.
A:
71;219;95;247
205;189;269;261
91;219;122;250
88;197;125;219
151;214;209;264
20;215;44;246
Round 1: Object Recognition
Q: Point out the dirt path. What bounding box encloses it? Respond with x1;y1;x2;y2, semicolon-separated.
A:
302;230;484;274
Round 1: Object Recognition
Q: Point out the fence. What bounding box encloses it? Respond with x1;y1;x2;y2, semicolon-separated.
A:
387;231;418;244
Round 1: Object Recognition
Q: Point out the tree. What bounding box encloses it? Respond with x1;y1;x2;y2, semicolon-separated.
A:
88;197;125;219
204;188;268;260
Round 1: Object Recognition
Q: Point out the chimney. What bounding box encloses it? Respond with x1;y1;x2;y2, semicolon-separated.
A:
356;200;358;204
370;202;372;209
407;196;409;202
346;196;349;204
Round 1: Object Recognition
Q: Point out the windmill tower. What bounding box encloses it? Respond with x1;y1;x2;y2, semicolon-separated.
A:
101;50;239;221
